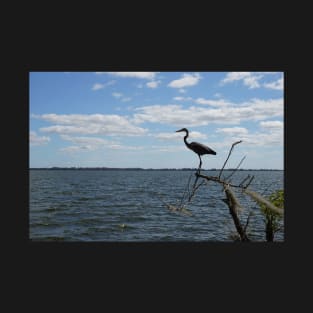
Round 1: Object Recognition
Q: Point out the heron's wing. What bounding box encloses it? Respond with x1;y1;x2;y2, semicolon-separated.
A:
189;142;216;155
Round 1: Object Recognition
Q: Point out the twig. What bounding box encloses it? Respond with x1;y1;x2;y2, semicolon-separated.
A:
178;171;194;208
156;193;192;216
244;175;254;189
260;182;275;197
188;175;205;202
224;156;246;181
243;211;252;233
239;175;250;187
219;140;242;179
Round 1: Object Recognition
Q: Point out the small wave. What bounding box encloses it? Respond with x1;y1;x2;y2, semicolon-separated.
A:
31;221;59;227
46;207;58;212
77;197;91;201
31;236;65;241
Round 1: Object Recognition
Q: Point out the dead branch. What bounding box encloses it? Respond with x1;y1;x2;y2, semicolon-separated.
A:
224;185;249;241
243;189;283;216
197;172;283;216
243;211;253;233
224;156;246;181
224;185;243;214
244;175;254;189
197;173;242;189
157;194;193;216
188;175;206;202
239;175;251;187
219;140;242;179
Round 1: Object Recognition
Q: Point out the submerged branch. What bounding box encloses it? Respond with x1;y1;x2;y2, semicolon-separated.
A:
156;194;193;216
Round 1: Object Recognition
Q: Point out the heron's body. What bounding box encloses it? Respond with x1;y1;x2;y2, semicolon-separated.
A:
176;128;216;171
185;140;216;156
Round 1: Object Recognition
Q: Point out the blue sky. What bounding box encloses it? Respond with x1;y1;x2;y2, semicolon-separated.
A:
30;71;284;169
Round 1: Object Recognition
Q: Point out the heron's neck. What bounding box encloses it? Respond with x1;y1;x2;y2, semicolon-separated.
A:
183;133;190;147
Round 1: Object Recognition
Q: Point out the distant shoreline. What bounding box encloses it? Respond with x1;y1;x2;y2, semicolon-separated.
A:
29;167;283;171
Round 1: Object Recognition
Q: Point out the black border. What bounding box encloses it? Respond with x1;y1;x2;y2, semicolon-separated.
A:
8;45;303;299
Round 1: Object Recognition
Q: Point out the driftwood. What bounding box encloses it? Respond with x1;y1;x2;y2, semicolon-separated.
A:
157;194;193;216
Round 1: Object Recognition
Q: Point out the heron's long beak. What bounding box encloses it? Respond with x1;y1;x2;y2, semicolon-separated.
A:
176;128;184;132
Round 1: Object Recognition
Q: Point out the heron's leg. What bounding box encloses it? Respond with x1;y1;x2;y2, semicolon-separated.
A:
197;154;202;173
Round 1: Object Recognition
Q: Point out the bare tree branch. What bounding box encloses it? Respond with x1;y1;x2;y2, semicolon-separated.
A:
197;173;243;189
224;185;249;241
188;177;205;202
244;175;255;189
243;189;284;216
224;156;246;181
197;172;283;216
239;175;250;187
243;211;252;233
219;140;242;179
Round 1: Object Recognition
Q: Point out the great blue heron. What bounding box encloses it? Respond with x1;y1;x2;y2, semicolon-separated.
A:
176;128;216;172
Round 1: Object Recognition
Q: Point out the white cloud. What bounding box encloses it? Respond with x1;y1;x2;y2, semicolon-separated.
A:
221;72;283;90
242;131;283;146
112;92;131;102
221;72;263;89
221;72;251;83
214;122;283;147
30;131;50;146
92;80;116;90
216;127;248;136
173;96;231;107
155;131;207;141
178;89;187;93
59;134;143;153
133;98;283;127
242;75;262;89
264;77;283;90
60;135;116;146
146;80;161;88
37;114;147;136
214;130;283;148
195;98;231;107
214;93;222;98
260;120;283;130
173;96;193;101
168;73;201;88
60;145;91;153
107;72;157;80
112;92;123;98
92;83;105;91
59;135;118;152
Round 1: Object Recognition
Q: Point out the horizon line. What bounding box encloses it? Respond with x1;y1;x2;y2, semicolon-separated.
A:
29;166;283;170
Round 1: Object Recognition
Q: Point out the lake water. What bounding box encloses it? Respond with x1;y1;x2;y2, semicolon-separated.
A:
29;169;284;242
